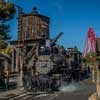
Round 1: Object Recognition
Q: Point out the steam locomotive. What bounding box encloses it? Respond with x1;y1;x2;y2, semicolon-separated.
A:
23;32;87;91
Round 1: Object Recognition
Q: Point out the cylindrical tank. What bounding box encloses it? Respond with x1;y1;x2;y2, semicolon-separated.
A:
18;7;50;40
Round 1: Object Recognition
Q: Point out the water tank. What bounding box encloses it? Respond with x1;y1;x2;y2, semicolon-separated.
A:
18;7;50;40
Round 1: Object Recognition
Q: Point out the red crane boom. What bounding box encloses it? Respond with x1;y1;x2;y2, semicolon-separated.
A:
84;28;97;57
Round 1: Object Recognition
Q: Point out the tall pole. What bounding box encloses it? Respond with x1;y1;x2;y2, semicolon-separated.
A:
14;4;23;86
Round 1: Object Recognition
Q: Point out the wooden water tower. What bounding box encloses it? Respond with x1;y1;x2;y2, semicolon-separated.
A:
10;8;50;86
18;7;50;41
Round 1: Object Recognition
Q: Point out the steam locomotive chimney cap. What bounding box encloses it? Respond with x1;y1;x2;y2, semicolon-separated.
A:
32;7;38;13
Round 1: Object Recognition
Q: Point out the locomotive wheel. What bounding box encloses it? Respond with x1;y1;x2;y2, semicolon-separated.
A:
31;75;52;92
23;75;32;91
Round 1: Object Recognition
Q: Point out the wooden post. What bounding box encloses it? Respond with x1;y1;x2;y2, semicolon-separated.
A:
97;69;100;84
16;54;23;87
96;83;100;99
16;51;24;87
11;47;15;72
92;65;97;83
4;61;9;89
15;48;19;72
96;68;100;99
36;43;39;57
92;69;95;83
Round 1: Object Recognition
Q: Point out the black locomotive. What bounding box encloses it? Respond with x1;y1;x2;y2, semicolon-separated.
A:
22;32;88;92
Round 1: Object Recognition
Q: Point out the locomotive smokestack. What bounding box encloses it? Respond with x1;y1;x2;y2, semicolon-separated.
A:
51;32;63;47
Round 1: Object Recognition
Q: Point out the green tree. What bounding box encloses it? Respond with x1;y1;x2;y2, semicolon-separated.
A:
86;52;97;64
0;1;16;50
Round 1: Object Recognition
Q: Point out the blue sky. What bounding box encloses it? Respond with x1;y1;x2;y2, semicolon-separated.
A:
9;0;100;52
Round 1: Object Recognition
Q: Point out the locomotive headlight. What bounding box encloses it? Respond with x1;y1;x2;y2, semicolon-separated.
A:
40;62;47;67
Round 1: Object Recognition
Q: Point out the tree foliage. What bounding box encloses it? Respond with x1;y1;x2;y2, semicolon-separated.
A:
86;52;97;63
2;46;12;56
0;2;16;20
0;1;16;49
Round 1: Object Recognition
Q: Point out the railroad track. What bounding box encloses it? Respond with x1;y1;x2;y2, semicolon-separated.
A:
8;93;34;100
0;92;34;100
0;91;50;100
